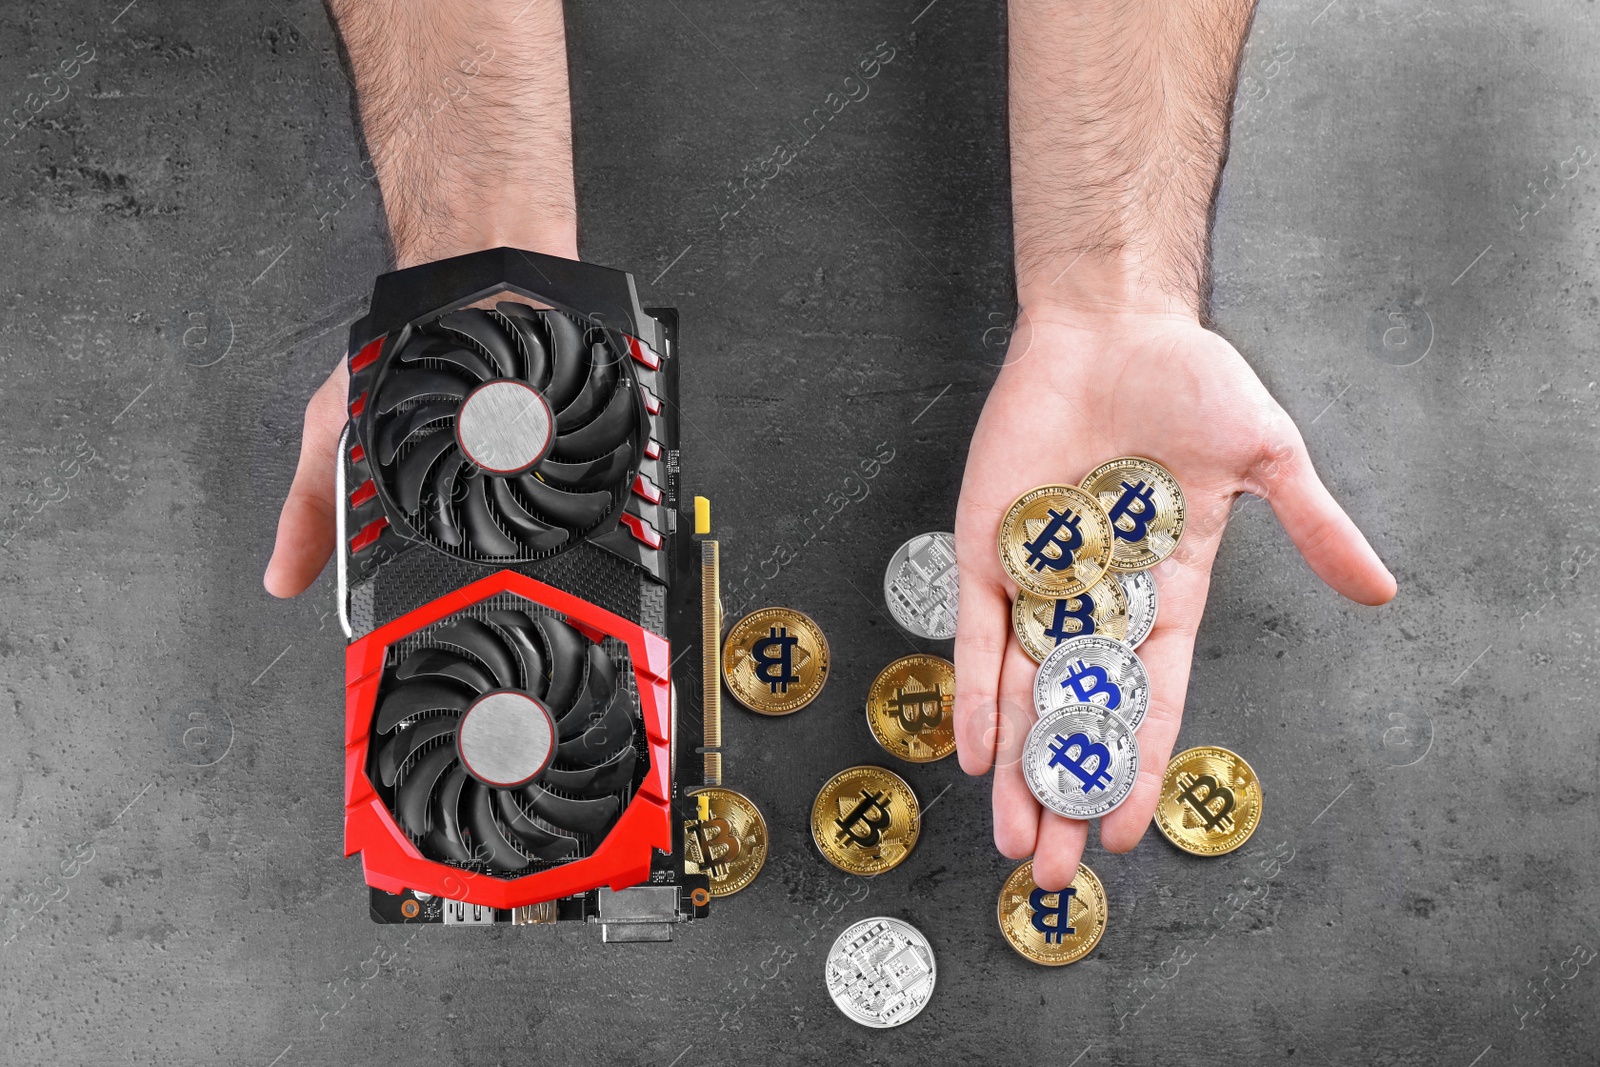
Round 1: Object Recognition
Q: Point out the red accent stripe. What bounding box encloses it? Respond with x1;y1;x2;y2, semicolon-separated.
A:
631;474;662;505
349;479;377;507
627;335;660;370
620;511;663;549
349;442;366;465
349;516;388;552
640;386;661;416
349;391;368;419
349;337;384;373
644;439;661;460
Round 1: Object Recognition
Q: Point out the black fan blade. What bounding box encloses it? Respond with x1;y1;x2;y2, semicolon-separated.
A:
430;763;473;862
556;693;634;767
535;617;587;719
374;367;472;414
541;746;636;795
425;453;468;547
554;341;620;431
542;312;588;412
394;430;458;513
376;679;475;734
461;473;523;557
463;779;531;873
376;402;457;465
494;303;552;390
487;475;570;552
399;337;496;382
437;310;521;380
513;473;612;529
495;790;580;860
549;385;635;462
538;441;633;492
556;644;617;730
394;744;458;837
395;649;494;693
522;783;620;837
430;618;520;690
377;713;459;787
483;610;547;698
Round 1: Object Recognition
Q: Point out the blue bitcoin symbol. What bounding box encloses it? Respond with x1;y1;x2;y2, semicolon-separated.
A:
1047;732;1113;793
1043;594;1095;643
1060;660;1122;710
1028;886;1076;944
1023;508;1084;573
1106;480;1156;543
751;627;799;694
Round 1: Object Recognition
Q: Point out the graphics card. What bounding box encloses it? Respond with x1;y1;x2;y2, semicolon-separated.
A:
334;248;708;940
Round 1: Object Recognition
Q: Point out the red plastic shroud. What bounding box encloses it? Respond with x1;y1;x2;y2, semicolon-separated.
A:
344;569;673;909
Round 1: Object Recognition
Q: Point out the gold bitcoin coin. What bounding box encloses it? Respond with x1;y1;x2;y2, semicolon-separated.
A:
996;859;1107;966
721;607;830;715
684;786;769;897
997;485;1115;599
865;655;956;763
1011;576;1129;663
1080;456;1187;572
810;765;921;875
1155;746;1262;856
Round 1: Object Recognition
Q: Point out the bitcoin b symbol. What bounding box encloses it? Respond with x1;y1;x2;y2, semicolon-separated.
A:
691;816;741;873
751;626;800;694
1176;773;1236;832
1060;660;1122;710
1028;886;1076;944
1047;733;1113;793
835;789;894;849
1023;508;1084;573
1043;595;1095;642
1106;480;1156;543
890;683;945;734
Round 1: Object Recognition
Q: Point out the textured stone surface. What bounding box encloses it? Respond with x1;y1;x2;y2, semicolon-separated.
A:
1;1;1596;1064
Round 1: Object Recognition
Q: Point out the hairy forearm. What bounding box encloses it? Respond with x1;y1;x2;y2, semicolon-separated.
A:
1009;0;1256;320
326;0;578;267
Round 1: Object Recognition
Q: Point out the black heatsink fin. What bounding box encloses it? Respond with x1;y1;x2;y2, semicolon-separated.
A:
483;611;547;699
487;475;569;552
557;643;617;729
464;779;532;874
424;454;468;547
394;744;458;838
535;618;587;720
427;763;474;864
377;403;456;465
555;693;633;767
377;714;460;788
374;367;471;414
513;473;612;529
540;746;636;796
495;790;580;860
537;441;633;492
522;784;621;837
437;310;521;380
394;430;457;513
431;618;519;690
542;313;588;412
375;680;475;735
461;473;522;558
549;385;635;462
395;649;494;693
494;303;552;390
554;341;620;431
398;337;496;382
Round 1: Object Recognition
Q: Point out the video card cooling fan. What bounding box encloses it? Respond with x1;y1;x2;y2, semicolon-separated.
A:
335;248;707;940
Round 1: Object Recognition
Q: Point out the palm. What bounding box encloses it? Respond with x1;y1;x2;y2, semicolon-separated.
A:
953;311;1394;890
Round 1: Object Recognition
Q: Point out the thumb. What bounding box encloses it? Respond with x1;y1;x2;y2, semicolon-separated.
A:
264;361;349;598
1256;421;1396;606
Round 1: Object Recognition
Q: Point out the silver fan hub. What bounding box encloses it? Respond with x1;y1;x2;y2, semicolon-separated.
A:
456;690;556;788
455;379;553;475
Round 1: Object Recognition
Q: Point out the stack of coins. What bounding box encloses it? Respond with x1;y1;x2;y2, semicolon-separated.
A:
997;457;1186;821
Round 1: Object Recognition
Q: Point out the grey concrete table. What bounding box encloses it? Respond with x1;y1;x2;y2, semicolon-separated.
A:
1;1;1596;1064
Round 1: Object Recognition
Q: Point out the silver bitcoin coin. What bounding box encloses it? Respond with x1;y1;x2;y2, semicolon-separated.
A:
825;916;937;1028
883;532;959;640
1116;571;1158;649
1023;703;1140;820
1033;634;1150;732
